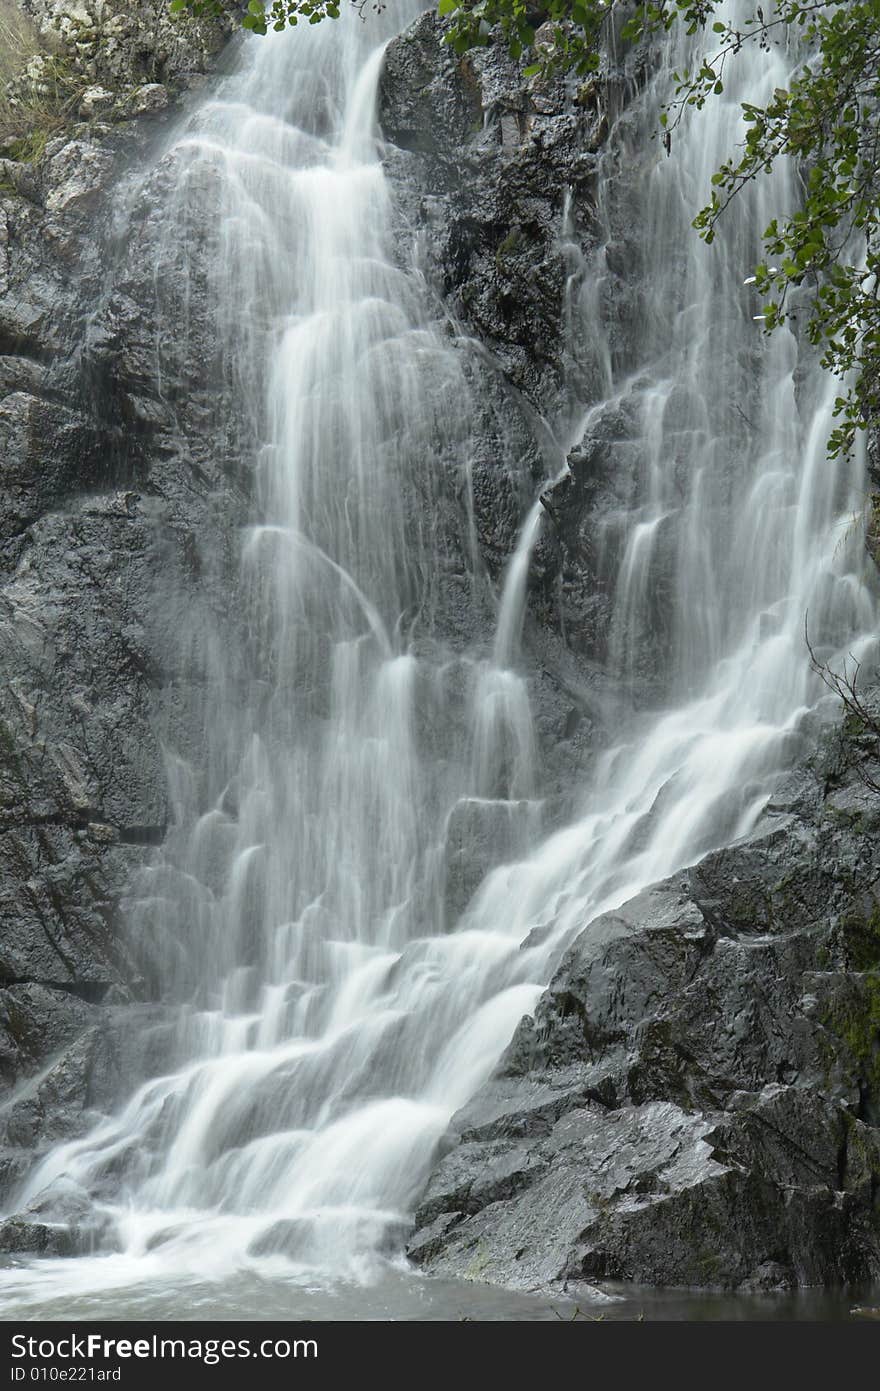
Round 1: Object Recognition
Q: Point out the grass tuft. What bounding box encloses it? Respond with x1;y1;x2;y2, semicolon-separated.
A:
0;1;89;160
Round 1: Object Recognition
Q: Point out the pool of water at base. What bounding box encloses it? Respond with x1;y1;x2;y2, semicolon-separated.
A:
0;1266;876;1321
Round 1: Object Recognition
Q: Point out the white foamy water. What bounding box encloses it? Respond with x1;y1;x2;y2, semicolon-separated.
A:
0;2;875;1314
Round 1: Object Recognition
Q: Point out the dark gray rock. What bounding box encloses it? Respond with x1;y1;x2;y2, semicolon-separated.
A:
0;1175;119;1254
442;796;541;919
0;1216;80;1256
379;14;626;811
380;13;605;413
410;740;880;1290
0;6;242;1205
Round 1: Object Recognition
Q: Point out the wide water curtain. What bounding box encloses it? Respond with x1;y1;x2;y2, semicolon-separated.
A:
1;0;875;1304
9;6;545;1279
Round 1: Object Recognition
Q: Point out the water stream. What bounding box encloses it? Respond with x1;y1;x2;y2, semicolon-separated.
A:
0;1;876;1318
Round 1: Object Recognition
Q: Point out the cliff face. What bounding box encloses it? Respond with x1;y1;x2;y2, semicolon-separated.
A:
0;5;878;1291
0;0;240;1203
378;13;614;551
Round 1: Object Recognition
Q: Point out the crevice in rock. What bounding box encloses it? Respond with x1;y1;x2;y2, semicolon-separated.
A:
0;975;111;1004
117;824;167;846
0;328;52;364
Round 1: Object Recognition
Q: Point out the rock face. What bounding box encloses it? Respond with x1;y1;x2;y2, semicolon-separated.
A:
0;1;240;1195
11;0;235;104
408;739;880;1289
377;12;632;801
380;12;606;412
377;13;654;714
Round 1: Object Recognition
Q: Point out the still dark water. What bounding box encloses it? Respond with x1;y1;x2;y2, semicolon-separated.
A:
0;1265;876;1321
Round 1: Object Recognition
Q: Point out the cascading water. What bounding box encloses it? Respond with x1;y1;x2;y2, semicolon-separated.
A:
0;0;875;1316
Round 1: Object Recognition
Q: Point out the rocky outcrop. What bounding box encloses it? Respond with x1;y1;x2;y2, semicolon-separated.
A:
409;731;880;1289
18;0;232;82
0;0;233;237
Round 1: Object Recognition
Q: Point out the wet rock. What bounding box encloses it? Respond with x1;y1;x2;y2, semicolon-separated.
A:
738;1260;797;1292
377;13;648;765
411;750;880;1289
0;1176;119;1253
0;391;100;549
0;1;241;1198
378;14;627;815
0;1216;80;1256
0;1020;112;1150
443;796;541;920
380;13;604;413
379;10;482;155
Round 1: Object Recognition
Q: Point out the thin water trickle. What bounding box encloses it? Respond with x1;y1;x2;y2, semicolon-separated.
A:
0;1;876;1315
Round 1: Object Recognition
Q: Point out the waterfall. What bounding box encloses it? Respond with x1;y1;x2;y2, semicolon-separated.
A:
0;0;875;1314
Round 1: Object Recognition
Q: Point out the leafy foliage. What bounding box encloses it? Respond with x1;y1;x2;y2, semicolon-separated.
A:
680;2;880;459
0;16;92;160
170;0;880;455
168;0;380;34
